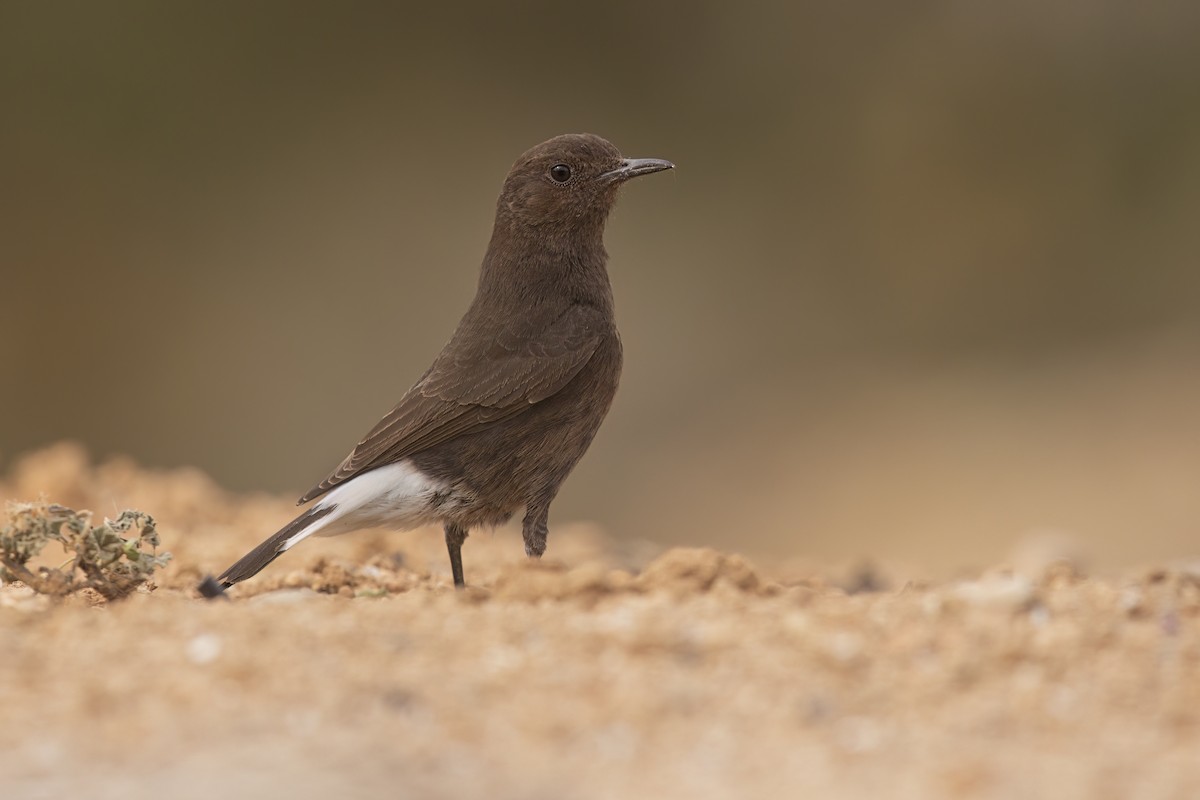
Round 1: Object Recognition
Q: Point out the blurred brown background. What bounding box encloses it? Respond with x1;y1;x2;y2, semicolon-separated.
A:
2;1;1199;573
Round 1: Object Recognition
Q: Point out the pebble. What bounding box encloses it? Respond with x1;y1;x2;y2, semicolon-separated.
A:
185;633;222;665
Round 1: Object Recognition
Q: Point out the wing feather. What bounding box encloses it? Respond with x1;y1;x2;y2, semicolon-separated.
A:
297;303;605;504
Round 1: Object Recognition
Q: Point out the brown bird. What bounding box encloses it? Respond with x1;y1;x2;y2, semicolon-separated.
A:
200;133;673;595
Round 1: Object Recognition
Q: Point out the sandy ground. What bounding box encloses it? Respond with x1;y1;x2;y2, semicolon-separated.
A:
2;444;1199;799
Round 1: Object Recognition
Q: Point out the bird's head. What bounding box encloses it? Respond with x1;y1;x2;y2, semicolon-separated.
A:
497;133;673;232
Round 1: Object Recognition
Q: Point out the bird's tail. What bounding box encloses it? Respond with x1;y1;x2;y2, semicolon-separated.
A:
198;505;336;598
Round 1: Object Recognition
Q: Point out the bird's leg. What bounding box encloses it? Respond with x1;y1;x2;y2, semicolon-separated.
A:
521;502;550;558
444;522;469;588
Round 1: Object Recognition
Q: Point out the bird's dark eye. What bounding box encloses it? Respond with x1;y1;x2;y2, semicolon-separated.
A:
549;164;572;183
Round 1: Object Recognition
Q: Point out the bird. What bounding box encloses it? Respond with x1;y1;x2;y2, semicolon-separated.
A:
199;133;673;596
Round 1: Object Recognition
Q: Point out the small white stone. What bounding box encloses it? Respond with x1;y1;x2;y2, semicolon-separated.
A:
1028;604;1051;627
1117;586;1144;615
952;573;1035;611
186;633;222;665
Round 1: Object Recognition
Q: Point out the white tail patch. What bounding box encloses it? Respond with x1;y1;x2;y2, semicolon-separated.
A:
282;460;448;551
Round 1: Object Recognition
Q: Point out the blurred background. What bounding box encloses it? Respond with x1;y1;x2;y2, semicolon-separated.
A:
2;1;1199;573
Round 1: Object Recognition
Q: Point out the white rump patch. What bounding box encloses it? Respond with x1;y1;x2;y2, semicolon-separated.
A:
281;460;451;551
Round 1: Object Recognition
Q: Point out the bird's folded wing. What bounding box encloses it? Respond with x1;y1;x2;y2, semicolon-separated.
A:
298;304;606;504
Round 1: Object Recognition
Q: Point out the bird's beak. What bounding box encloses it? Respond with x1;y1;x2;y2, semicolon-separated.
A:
601;157;675;183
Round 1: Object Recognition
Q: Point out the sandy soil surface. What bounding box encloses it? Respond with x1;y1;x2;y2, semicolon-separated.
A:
2;444;1199;799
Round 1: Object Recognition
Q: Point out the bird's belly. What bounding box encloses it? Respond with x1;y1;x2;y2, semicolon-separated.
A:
417;388;617;512
416;338;621;506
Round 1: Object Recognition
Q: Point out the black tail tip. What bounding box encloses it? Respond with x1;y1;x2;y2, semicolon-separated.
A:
197;574;230;600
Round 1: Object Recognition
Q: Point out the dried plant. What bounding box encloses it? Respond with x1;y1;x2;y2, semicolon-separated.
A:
0;501;171;598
